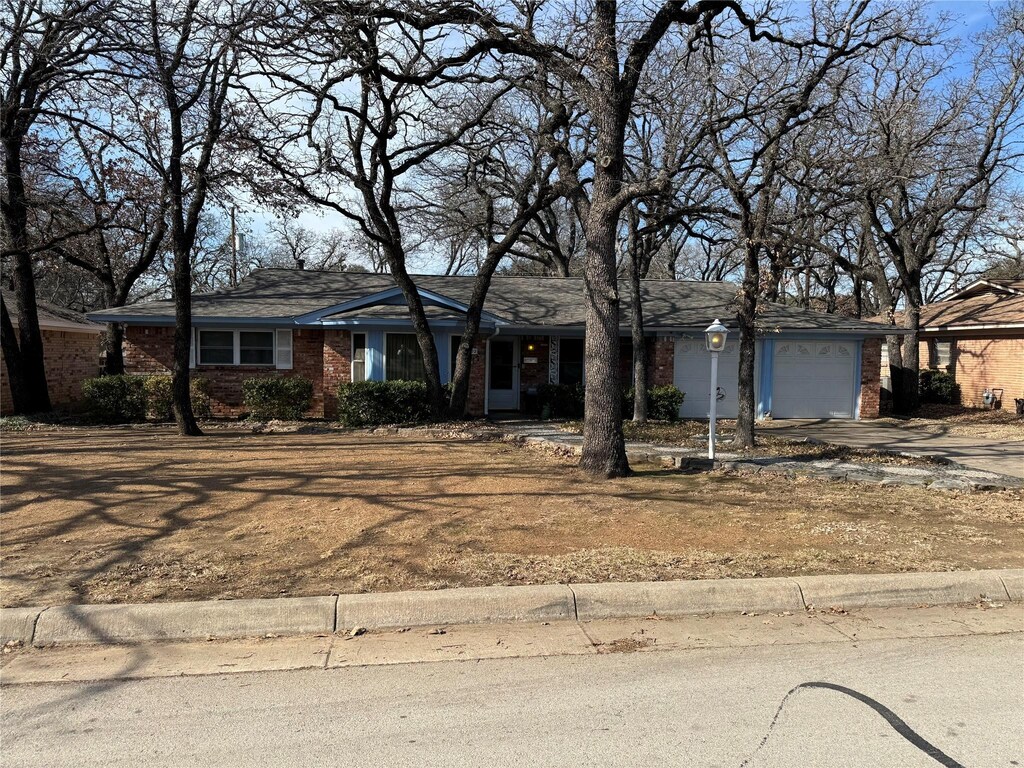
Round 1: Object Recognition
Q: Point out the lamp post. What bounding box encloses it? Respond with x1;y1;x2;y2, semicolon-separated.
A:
704;320;729;460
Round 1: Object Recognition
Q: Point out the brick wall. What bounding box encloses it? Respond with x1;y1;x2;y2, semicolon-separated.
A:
123;326;328;418
649;336;675;387
858;337;882;419
952;335;1023;410
322;329;351;419
466;336;487;416
518;335;549;391
1;328;102;414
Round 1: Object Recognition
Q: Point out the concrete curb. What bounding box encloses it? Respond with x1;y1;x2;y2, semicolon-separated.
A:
571;576;803;619
337;585;575;629
30;596;336;647
3;569;1020;648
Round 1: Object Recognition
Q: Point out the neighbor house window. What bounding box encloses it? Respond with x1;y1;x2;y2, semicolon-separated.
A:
559;338;584;386
352;332;367;382
386;333;426;381
197;329;277;367
239;331;274;365
930;340;953;371
198;330;234;365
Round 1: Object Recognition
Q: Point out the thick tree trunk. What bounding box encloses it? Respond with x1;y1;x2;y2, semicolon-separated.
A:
2;136;51;413
895;304;921;414
171;239;201;435
734;246;759;449
580;206;629;477
0;296;28;410
103;323;125;375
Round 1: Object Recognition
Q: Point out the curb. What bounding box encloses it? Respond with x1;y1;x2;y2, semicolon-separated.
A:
2;569;1020;648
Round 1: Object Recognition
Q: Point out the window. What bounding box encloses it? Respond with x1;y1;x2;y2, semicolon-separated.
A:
930;340;953;371
197;329;278;367
240;331;274;365
198;330;234;365
386;333;426;381
559;338;584;386
449;335;462;380
352;332;367;383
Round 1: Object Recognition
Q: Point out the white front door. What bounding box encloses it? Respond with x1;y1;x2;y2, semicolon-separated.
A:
674;338;746;418
772;340;857;418
488;338;519;411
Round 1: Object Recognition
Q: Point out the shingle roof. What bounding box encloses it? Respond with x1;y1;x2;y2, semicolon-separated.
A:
88;269;894;334
919;291;1024;329
2;289;101;331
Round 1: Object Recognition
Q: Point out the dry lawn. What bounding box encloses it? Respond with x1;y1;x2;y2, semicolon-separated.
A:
2;426;1022;608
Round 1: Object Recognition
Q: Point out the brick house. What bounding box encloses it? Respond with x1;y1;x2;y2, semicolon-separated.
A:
909;279;1024;411
1;291;103;414
89;270;891;420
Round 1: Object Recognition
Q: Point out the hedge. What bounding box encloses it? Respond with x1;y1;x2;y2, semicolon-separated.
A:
144;375;212;421
336;380;435;426
919;370;961;405
82;375;148;423
535;383;585;419
242;375;314;420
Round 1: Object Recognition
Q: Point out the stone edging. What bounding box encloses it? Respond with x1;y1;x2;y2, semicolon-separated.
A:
2;569;1019;648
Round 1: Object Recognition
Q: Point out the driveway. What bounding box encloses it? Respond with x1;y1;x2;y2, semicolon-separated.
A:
760;419;1024;479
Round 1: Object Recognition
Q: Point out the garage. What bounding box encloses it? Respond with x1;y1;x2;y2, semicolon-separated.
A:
771;339;858;418
673;337;749;418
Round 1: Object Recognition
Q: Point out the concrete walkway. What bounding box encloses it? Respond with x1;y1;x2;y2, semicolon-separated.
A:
759;419;1024;479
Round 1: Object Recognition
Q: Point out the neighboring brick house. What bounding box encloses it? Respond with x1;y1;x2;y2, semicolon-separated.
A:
912;279;1024;411
1;291;102;414
90;270;891;420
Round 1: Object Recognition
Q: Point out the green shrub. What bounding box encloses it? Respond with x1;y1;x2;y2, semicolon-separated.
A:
919;370;961;405
622;385;685;421
242;375;314;420
144;375;212;421
535;383;585;419
82;374;147;423
336;380;435;426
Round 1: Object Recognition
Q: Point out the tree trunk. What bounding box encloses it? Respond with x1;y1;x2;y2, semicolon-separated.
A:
103;323;125;375
734;245;759;448
0;296;28;411
896;304;921;414
580;206;629;477
2;135;51;413
629;249;647;423
171;240;201;435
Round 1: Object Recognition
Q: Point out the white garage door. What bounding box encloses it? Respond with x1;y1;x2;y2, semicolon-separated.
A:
772;340;857;418
674;338;743;418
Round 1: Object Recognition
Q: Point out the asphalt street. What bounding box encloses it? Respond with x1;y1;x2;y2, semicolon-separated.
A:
3;614;1022;767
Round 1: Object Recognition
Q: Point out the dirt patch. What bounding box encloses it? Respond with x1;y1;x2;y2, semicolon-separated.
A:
876;404;1024;442
2;427;1022;608
559;420;941;466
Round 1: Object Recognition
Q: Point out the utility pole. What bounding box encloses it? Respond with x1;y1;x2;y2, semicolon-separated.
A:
229;206;238;287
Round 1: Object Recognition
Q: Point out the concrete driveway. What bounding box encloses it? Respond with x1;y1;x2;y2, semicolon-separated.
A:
759;419;1024;479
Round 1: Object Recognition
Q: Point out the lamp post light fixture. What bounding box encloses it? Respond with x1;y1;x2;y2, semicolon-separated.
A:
704;319;730;460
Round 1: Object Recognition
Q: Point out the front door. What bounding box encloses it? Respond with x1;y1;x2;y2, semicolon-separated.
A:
488;338;519;411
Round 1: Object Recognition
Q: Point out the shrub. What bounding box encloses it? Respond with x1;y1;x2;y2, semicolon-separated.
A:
242;375;314;420
535;383;585;419
82;374;148;423
919;370;961;405
145;375;212;421
623;385;685;421
336;380;435;426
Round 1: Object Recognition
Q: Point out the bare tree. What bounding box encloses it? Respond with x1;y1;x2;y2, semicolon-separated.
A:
851;5;1024;412
1;0;113;412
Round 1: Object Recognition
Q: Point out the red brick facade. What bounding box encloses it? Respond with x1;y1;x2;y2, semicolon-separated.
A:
649;336;675;386
858;337;882;419
920;334;1023;410
1;328;101;414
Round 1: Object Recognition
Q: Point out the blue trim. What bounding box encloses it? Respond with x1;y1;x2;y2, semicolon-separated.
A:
853;339;863;420
436;331;451;385
757;338;774;418
366;330;384;381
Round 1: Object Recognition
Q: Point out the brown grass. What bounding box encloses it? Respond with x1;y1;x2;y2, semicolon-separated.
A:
2;426;1022;608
